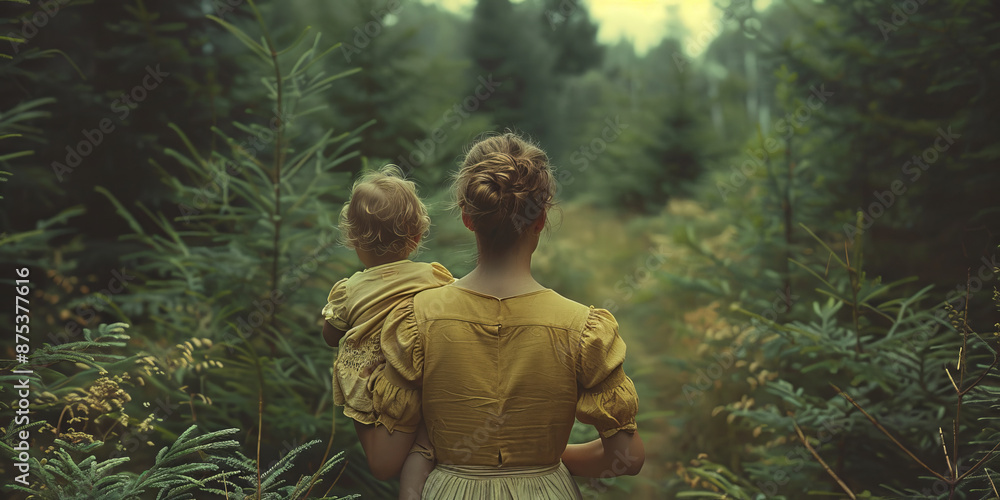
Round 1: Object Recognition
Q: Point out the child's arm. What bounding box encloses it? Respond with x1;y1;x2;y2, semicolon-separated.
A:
561;430;644;477
322;319;346;347
321;278;349;347
398;424;434;500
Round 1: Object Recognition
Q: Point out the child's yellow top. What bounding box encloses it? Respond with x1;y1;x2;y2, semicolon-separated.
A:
322;260;454;424
371;285;639;467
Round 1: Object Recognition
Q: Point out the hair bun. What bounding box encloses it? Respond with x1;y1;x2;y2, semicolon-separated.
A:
454;133;556;247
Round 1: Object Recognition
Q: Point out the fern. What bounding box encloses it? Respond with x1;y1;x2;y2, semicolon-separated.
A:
201;440;357;500
4;412;356;499
5;425;236;499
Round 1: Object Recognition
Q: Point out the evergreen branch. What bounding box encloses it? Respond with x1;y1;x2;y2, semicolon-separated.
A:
246;0;287;343
205;15;269;59
0;150;33;162
958;440;1000;482
831;383;947;481
276;25;313;56
789;259;838;296
33;49;86;80
302;358;340;498
95;186;151;239
732;305;820;341
959;352;1000;397
798;223;847;269
793;422;856;500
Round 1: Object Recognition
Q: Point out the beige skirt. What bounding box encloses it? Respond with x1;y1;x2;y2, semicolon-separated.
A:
421;462;583;499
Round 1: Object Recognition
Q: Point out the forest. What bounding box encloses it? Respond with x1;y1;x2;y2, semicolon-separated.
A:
1;0;999;498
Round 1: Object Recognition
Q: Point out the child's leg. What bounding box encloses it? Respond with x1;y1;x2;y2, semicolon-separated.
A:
398;423;434;500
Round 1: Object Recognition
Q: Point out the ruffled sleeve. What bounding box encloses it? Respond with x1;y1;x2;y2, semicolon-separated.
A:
576;307;639;438
371;297;423;434
430;262;456;286
320;278;350;331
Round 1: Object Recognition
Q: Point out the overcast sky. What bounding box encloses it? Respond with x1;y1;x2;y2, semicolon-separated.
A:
423;0;772;55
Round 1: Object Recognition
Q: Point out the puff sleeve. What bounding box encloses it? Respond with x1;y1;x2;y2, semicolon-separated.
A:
430;262;456;286
321;278;350;331
371;297;423;434
576;307;639;438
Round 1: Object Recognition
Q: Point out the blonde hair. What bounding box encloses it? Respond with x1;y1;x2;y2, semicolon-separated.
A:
339;165;430;257
454;132;556;251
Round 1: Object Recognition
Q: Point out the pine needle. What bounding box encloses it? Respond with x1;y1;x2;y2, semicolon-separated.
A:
938;427;954;478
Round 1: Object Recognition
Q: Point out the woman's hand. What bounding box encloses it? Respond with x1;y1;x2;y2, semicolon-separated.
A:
561;430;644;477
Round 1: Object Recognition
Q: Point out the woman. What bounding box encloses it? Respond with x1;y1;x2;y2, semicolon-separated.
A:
364;132;644;498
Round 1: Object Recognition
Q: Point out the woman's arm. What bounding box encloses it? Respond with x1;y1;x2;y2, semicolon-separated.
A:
354;421;417;480
562;430;644;477
363;296;424;479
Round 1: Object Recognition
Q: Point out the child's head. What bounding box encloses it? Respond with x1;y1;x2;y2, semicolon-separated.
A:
339;165;430;262
454;132;555;252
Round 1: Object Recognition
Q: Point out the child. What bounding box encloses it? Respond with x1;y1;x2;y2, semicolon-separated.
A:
321;165;448;499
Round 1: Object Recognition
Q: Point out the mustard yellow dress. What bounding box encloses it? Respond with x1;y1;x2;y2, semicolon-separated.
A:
321;260;453;424
372;285;639;499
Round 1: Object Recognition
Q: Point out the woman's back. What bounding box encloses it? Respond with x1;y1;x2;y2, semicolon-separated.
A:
378;285;638;468
365;132;642;498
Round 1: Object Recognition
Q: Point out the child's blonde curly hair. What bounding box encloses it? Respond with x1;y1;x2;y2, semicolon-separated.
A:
338;165;430;257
